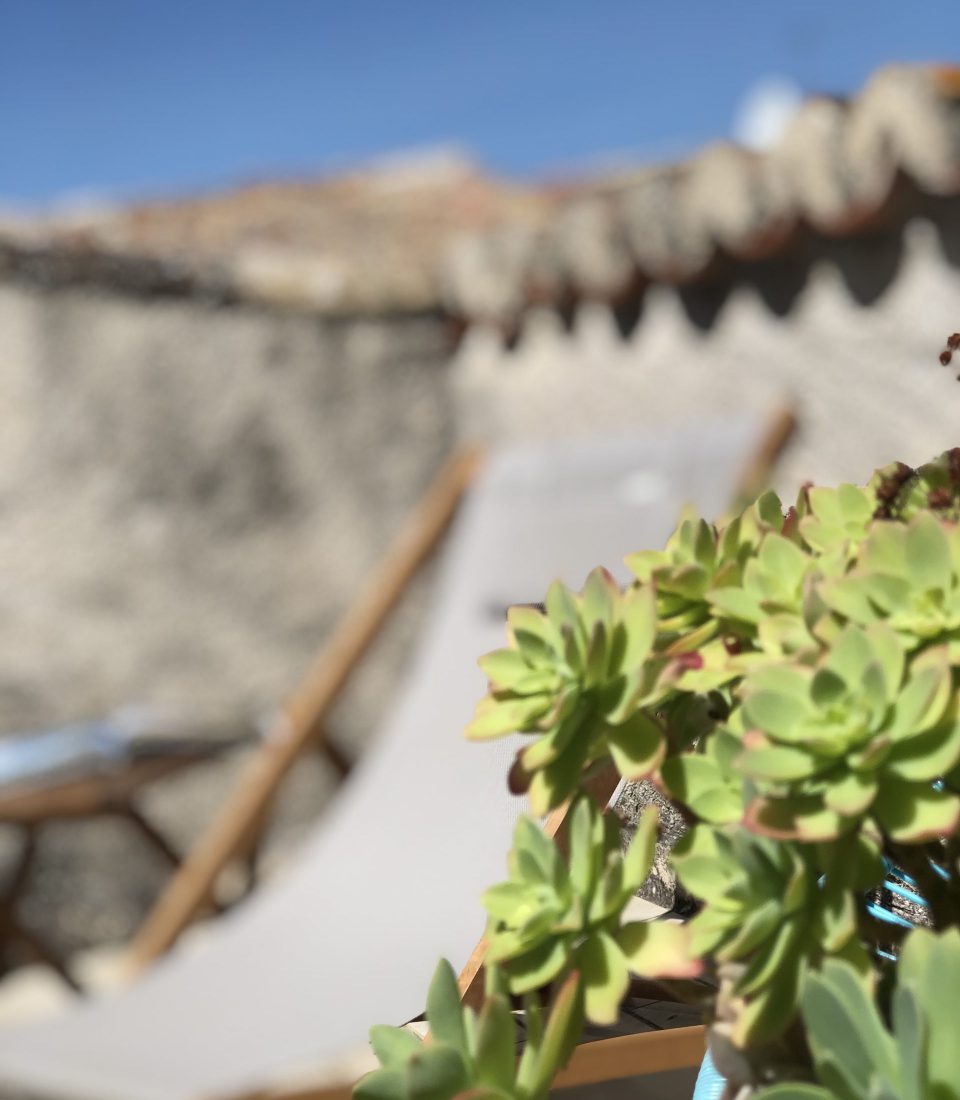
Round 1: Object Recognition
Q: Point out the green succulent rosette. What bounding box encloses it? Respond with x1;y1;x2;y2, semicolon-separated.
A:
467;569;670;813
758;929;960;1100
356;958;585;1100
673;825;876;1046
625;492;783;649
734;623;960;843
819;513;960;656
482;799;700;1025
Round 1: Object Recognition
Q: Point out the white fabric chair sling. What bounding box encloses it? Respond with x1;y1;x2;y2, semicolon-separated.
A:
0;416;775;1100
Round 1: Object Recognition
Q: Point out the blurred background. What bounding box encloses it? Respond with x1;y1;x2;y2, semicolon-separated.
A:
1;0;960;999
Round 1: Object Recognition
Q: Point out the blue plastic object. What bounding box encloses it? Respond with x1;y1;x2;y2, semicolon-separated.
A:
692;1049;726;1100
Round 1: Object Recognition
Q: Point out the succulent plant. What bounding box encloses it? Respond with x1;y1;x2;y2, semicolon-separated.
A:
819;513;960;654
399;441;960;1100
672;825;876;1046
734;623;960;843
757;928;960;1100
482;799;699;1025
356;958;585;1100
466;569;670;813
625;493;782;647
796;483;876;560
659;724;744;825
707;532;813;629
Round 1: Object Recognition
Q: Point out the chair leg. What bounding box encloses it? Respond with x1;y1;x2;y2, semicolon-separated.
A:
4;911;82;994
4;823;38;903
0;825;82;993
317;731;353;780
119;804;183;869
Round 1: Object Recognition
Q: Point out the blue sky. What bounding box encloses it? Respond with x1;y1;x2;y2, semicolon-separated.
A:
2;0;959;204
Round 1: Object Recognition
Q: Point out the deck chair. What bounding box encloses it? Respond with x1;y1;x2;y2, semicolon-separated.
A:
0;709;263;989
0;409;795;1100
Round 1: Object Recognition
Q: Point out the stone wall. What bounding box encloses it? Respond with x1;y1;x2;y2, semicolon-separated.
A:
454;214;960;503
0;284;454;732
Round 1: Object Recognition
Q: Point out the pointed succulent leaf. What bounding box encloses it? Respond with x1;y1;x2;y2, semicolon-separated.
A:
527;726;592;815
861;521;908;575
478;648;543;692
815;886;857;954
822;772;877;816
583;621;609;688
466;694;554;739
621;805;658;893
745;797;846;842
567;795;600;900
873;779;960;842
660;755;742;824
754;490;785;530
671;826;732;899
887;654;951;740
513;817;564;887
406;1044;469;1100
576;932;629;1026
617;919;702;979
354;1068;408;1100
369;1025;423;1069
732;954;801;1046
809;667;847;708
826;625;876;684
741;687;809;740
759;534;809;590
709;585;763;624
520;710;581;771
580;568;617;633
737;743;815;782
801;960;898;1096
474;995;516;1093
904;511;953;592
734;917;803;998
606;711;665;780
526;971;584;1099
618;584;657;671
907;929;960;1095
507;605;562;660
723;897;783;960
818;575;881;626
885;715;960;781
482;882;547;924
498;935;571;994
623;549;664;584
544;579;582;637
425;959;468;1053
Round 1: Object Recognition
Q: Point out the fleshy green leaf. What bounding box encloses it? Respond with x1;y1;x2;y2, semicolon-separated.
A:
355;1068;408;1100
904;512;953;593
426;960;468;1052
617;919;702;979
369;1025;422;1069
621;805;658;891
406;1044;468;1100
474;996;516;1092
606;711;665;779
873;780;960;842
577;932;629;1026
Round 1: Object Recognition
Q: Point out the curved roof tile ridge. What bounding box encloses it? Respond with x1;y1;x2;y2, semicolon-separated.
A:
445;63;960;325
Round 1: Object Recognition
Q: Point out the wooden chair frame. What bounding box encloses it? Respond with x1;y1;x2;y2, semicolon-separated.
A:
130;446;485;967
24;409;791;1100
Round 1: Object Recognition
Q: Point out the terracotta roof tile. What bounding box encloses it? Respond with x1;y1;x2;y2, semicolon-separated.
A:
446;64;960;322
2;64;958;318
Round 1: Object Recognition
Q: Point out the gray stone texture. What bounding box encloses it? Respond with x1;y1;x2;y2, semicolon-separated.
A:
0;284;452;956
